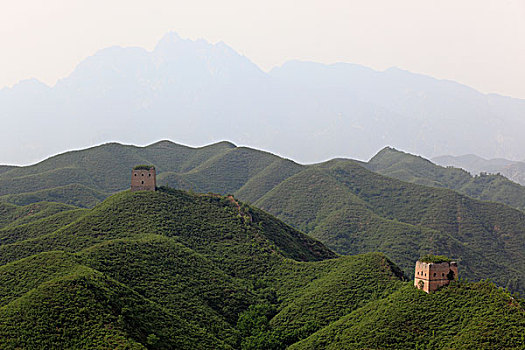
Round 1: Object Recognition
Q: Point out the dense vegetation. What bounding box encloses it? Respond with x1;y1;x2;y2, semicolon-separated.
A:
291;281;525;350
254;159;525;293
367;147;525;211
133;165;155;170
419;254;452;263
0;188;523;348
0;188;402;348
2;141;525;294
0;183;108;208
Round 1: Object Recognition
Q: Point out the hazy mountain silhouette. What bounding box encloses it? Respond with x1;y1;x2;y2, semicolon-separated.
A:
433;154;525;186
3;32;525;165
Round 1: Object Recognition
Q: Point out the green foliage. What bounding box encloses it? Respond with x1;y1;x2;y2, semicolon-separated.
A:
133;165;155;170
367;147;525;211
0;201;77;229
291;281;525;350
0;186;523;348
237;304;282;350
0;265;222;349
3;140;525;295
0;188;341;348
0;184;108;208
419;254;452;263
254;159;525;294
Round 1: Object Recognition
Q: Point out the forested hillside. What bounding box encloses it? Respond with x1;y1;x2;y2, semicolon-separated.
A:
1;188;523;349
367;147;525;211
2;141;525;293
0;188;397;348
433;154;525;186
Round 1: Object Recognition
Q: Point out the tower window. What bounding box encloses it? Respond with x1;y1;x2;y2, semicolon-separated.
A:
141;181;144;184
134;174;137;176
149;174;151;177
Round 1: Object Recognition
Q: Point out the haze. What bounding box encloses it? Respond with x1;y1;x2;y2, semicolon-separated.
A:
2;0;525;99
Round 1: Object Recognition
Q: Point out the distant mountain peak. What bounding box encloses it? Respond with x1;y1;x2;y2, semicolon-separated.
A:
7;78;50;92
155;31;182;47
371;146;403;158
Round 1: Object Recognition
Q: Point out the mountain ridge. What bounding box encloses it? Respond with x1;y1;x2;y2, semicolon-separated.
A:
2;140;525;294
3;32;525;165
1;186;523;349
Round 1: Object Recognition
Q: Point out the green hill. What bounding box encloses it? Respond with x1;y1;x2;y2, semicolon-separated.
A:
0;252;222;349
0;201;78;229
367;147;525;211
1;188;523;348
290;281;525;350
0;183;109;208
2;141;525;295
0;165;18;175
253;159;525;293
0;141;295;207
0;187;410;348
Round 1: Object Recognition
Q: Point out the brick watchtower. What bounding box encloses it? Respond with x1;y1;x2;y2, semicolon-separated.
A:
414;256;458;293
131;165;156;191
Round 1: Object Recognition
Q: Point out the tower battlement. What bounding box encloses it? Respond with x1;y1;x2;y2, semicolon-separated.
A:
414;257;458;293
131;165;156;191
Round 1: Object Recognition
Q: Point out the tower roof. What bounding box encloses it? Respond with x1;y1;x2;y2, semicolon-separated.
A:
418;254;453;264
133;165;155;170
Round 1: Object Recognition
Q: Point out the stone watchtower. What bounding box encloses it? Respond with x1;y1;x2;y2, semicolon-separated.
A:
414;256;458;293
131;165;156;191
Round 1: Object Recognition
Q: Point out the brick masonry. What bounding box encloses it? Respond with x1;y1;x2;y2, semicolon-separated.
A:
131;167;156;191
414;260;458;293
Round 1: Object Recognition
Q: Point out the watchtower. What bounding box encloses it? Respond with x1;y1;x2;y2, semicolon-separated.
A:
414;256;458;293
131;165;156;191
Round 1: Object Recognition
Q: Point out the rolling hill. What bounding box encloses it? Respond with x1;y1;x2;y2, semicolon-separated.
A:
2;140;525;294
0;187;401;348
367;147;525;211
290;281;525;350
433;153;525;186
1;188;523;349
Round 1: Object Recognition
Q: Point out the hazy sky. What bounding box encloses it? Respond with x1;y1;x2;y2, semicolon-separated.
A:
2;0;525;98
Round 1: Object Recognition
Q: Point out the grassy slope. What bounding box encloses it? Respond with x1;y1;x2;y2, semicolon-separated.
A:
368;147;525;211
0;188;411;349
267;253;406;345
3;141;525;295
1;188;524;348
254;160;525;293
0;183;108;208
291;282;525;350
0;201;77;229
0;208;85;245
0;257;222;349
0;140;236;202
